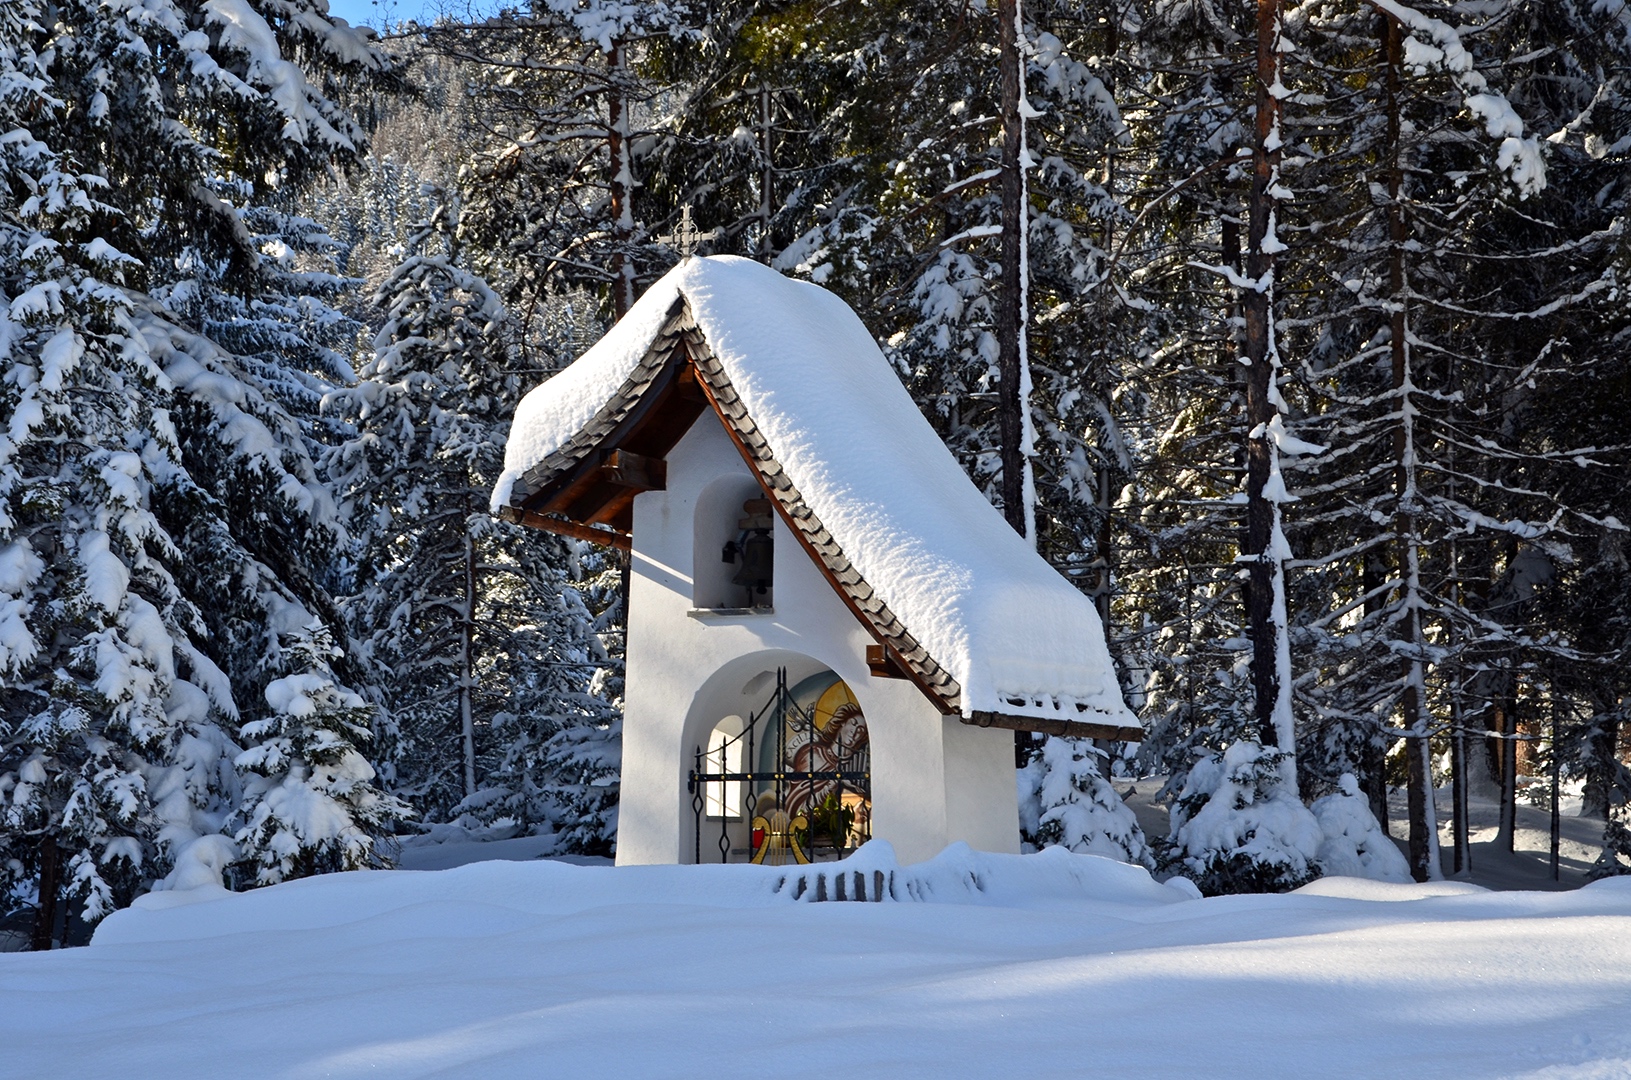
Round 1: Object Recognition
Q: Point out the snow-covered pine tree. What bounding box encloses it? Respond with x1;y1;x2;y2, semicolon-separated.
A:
233;622;408;884
162;198;365;429
1100;0;1342;893
1;0;399;944
1113;0;1279;798
1309;773;1410;882
1282;0;1629;880
329;189;622;849
426;0;686;320
1165;740;1322;895
1473;0;1631;869
1028;736;1152;866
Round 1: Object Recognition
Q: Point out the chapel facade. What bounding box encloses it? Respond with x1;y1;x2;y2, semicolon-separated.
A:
494;257;1139;866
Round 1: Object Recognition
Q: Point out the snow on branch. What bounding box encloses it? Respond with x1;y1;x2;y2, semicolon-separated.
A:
1366;0;1545;196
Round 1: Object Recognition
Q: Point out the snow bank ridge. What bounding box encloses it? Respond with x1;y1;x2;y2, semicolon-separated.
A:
96;841;1196;948
765;840;1192;907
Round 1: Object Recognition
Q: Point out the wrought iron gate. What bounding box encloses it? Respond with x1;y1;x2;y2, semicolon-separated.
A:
687;668;871;864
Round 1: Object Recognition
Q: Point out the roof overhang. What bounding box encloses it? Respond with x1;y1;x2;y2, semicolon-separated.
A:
497;299;1143;743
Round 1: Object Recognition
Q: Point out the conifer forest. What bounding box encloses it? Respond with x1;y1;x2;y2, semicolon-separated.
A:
2;0;1629;949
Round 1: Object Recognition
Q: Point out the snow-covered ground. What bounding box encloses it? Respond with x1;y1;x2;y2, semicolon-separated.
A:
1387;784;1607;892
392;828;609;873
4;843;1630;1079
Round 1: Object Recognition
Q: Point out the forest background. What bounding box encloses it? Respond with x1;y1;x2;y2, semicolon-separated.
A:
2;0;1628;949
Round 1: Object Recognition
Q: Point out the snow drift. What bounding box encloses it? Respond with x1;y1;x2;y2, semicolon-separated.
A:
9;846;1631;1079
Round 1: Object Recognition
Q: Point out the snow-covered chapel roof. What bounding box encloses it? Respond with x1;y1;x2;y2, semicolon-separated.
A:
493;257;1138;737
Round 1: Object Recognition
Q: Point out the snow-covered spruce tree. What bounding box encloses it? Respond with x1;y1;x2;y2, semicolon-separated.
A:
1165;741;1322;896
329;192;621;848
233;622;407;884
426;1;687;320
1114;0;1284;799
1309;774;1410;882
1119;0;1329;888
161;198;366;429
0;0;399;944
1279;0;1629;877
1028;737;1152;867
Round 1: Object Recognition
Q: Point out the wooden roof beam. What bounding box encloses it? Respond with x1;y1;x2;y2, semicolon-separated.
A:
866;644;910;680
495;507;631;550
600;449;665;490
962;711;1143;742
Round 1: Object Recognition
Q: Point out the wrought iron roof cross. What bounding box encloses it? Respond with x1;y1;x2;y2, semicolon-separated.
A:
658;204;720;258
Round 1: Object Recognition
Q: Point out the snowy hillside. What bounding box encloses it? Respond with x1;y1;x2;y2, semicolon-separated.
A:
4;845;1630;1079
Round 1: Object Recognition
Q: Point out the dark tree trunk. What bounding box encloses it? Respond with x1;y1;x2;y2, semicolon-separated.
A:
758;81;775;264
1361;553;1391;829
606;40;634;319
1497;681;1519;852
997;0;1026;539
998;0;1030;766
461;504;478;800
1243;0;1282;747
1405;684;1434;880
1381;11;1437;883
1450;675;1472;875
1550;681;1563;880
29;832;60;952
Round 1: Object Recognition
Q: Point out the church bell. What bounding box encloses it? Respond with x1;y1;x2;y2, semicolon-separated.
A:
728;498;774;598
732;530;774;594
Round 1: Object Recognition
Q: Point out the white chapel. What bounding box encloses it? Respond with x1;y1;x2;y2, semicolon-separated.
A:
493;256;1138;867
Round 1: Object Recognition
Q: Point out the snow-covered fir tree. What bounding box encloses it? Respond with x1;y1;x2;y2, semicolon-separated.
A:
1027;736;1152;867
1309;774;1410;883
0;0;399;945
329;188;622;851
233;622;407;884
1165;741;1323;896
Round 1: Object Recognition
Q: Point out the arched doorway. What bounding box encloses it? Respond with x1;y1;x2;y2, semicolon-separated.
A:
690;669;871;864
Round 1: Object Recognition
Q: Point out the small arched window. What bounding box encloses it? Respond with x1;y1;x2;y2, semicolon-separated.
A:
705;715;746;819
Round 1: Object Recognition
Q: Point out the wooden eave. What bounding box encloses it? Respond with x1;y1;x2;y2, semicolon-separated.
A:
495;300;707;547
500;300;1143;742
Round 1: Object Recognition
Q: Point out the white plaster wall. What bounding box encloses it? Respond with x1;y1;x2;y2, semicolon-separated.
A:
616;412;1020;866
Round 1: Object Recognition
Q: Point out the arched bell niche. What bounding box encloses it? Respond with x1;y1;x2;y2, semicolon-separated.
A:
692;473;773;611
685;659;871;865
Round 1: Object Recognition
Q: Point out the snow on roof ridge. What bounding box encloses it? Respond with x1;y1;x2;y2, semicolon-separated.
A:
495;256;1136;726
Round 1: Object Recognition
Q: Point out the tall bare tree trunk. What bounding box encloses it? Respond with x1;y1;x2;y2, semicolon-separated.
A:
1449;664;1473;874
1243;0;1290;754
1497;676;1519;851
1446;426;1472;873
1382;12;1441;883
1360;553;1390;829
29;832;59;952
461;516;478;800
997;0;1033;543
1550;677;1563;880
758;81;775;264
1092;15;1123;629
606;40;635;319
